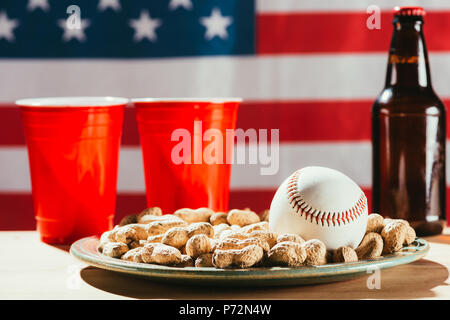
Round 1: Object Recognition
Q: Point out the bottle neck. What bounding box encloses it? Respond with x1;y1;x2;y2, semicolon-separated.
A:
385;19;432;89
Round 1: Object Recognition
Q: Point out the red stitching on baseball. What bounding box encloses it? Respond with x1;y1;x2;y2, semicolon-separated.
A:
286;169;367;227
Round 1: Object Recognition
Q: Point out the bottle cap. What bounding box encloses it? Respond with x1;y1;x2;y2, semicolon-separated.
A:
393;6;426;17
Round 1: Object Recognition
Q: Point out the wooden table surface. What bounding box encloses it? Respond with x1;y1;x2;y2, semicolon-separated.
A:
1;230;450;300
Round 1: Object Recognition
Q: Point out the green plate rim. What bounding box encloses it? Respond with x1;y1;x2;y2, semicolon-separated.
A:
70;236;429;285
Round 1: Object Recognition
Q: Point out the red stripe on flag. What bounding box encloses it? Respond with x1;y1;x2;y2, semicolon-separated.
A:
3;188;450;231
0;191;276;230
0;100;390;145
0;107;26;145
0;193;149;231
236;100;372;141
4;100;450;143
257;11;450;54
0;105;141;146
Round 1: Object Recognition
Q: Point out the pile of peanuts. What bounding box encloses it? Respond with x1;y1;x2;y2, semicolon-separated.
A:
98;208;416;269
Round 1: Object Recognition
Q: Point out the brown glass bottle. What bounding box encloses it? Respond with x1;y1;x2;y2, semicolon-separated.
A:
372;7;446;236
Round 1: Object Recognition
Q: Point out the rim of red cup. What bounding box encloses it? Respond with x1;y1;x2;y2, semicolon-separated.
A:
131;97;243;104
15;96;129;107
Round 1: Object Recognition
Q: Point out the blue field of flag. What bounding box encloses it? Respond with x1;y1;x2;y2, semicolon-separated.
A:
0;0;255;58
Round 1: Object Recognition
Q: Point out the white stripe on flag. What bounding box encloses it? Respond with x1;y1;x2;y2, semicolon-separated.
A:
0;143;373;192
231;142;372;189
2;54;450;102
14;141;450;193
256;0;450;12
5;143;450;192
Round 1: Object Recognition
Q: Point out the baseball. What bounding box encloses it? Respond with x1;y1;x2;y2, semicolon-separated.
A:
269;166;368;250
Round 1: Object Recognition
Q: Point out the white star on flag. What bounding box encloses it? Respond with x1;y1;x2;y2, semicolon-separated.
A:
58;18;90;42
169;0;193;11
200;8;233;40
27;0;50;12
129;10;162;42
0;11;19;42
98;0;121;12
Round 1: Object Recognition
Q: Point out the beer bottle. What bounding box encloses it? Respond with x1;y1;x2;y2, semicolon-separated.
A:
372;7;446;236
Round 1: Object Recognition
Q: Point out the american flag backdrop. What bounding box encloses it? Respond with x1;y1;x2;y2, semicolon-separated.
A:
1;0;450;230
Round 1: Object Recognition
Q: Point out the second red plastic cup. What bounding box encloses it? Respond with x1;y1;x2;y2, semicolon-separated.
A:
17;97;127;244
133;98;241;214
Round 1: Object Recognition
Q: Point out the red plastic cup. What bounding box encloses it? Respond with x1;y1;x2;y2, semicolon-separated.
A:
16;97;127;244
133;98;241;214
